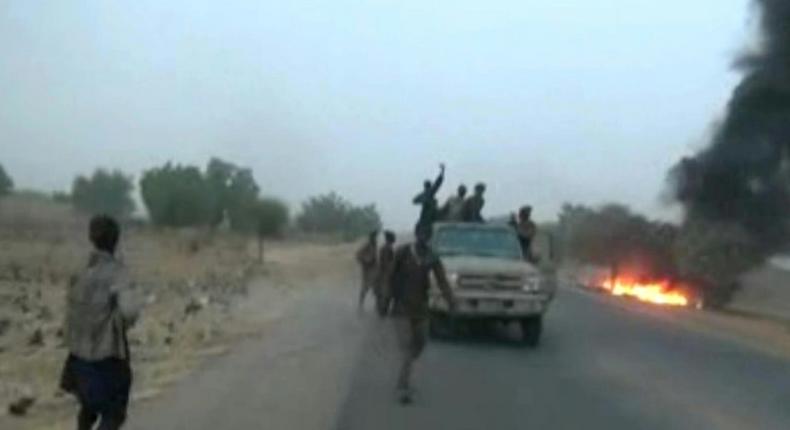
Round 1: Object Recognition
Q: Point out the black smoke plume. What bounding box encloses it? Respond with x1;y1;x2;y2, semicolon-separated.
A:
671;0;790;252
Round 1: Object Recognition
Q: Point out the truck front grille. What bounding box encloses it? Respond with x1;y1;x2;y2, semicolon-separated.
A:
458;274;523;290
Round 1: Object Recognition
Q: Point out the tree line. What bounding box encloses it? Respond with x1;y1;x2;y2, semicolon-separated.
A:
0;160;381;241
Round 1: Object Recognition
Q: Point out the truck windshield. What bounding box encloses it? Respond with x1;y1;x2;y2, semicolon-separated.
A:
433;226;523;260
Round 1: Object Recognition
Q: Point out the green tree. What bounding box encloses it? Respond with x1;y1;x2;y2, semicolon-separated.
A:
140;163;213;227
557;203;675;281
203;158;261;232
225;167;260;233
205;158;236;227
344;204;382;239
71;169;135;218
254;197;289;237
0;164;14;197
296;192;381;240
252;197;290;262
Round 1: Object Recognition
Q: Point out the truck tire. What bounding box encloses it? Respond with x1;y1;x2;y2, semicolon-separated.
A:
520;316;542;347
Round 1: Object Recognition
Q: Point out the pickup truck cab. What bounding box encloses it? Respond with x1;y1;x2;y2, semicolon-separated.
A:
428;222;556;346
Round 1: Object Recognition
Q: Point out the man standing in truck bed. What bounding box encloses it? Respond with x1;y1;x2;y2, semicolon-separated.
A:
388;225;457;404
413;163;445;232
462;182;486;222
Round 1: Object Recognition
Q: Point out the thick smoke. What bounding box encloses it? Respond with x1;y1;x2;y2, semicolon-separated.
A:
672;0;790;251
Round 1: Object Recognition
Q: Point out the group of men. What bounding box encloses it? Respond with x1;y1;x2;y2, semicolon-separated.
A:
413;163;487;233
355;225;456;405
55;165;534;428
356;164;541;405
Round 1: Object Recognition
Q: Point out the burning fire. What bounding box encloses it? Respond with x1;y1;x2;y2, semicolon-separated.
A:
600;277;689;307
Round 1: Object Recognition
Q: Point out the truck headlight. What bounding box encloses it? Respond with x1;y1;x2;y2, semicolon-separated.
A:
522;277;540;292
449;272;460;286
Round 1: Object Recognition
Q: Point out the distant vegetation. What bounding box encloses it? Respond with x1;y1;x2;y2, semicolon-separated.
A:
557;203;761;307
253;197;290;238
0;163;14;197
1;158;379;242
140;163;215;227
138;157;291;237
296;192;381;240
557;204;675;278
71;169;136;219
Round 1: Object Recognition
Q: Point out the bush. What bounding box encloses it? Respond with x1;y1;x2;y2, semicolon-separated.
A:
557;203;676;279
140;158;268;232
71;169;135;219
205;158;236;227
0;163;14;197
296;192;381;240
225;168;260;233
254;198;290;237
140;163;213;227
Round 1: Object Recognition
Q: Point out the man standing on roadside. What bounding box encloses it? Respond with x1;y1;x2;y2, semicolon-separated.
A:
375;230;397;317
388;225;457;404
356;231;379;312
61;215;140;430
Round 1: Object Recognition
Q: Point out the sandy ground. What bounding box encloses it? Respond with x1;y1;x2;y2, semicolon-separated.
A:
0;194;359;429
0;238;355;430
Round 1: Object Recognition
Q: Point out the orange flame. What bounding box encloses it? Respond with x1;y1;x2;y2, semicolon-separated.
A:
600;278;689;307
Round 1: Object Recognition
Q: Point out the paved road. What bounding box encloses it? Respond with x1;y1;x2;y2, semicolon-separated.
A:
129;282;790;430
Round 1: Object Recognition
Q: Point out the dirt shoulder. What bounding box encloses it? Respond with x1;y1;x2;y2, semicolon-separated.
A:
0;224;356;430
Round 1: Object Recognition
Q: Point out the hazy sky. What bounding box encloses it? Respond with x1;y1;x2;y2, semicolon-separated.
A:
1;0;752;227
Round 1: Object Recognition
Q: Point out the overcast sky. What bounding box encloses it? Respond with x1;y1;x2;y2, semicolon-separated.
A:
1;0;753;227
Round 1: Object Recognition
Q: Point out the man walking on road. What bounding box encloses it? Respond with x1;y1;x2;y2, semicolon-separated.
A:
61;215;140;430
356;231;378;312
375;230;397;317
388;226;457;404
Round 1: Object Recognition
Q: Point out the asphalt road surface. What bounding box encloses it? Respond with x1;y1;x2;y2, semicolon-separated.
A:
128;280;790;430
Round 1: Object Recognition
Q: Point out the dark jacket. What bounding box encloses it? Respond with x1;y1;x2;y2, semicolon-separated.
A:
462;195;485;222
413;171;445;227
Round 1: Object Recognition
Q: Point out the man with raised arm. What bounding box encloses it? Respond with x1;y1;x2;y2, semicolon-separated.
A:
413;163;445;231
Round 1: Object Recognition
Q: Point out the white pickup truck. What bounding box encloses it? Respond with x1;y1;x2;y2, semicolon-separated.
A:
428;222;557;346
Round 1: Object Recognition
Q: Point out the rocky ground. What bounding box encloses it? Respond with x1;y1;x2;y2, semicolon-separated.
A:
0;195;355;429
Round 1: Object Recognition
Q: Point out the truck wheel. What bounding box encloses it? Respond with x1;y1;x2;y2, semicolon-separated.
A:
520;316;542;348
